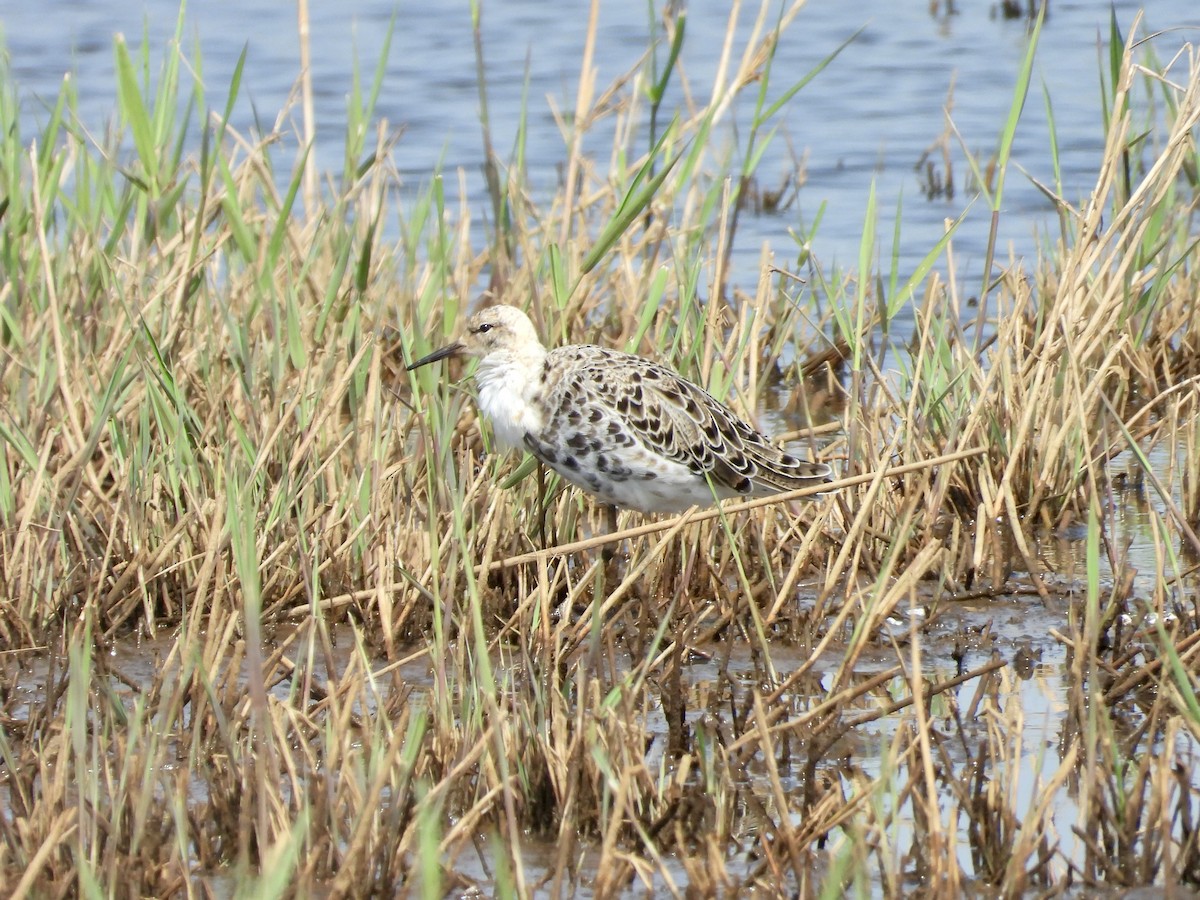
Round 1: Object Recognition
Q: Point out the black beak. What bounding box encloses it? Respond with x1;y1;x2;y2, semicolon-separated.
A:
407;341;464;371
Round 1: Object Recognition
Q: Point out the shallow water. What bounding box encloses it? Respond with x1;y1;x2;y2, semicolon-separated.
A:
4;1;1196;293
4;523;1195;895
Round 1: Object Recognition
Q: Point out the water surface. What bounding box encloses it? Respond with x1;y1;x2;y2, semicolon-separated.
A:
4;1;1196;286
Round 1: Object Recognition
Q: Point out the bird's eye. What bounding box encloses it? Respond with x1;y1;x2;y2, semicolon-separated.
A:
476;323;493;334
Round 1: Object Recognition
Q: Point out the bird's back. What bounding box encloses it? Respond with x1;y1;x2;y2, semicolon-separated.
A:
524;344;831;512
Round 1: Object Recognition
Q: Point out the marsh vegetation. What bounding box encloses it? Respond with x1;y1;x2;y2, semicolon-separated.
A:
1;3;1199;897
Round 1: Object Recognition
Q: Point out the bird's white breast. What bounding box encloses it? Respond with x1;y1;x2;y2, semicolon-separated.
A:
474;354;545;450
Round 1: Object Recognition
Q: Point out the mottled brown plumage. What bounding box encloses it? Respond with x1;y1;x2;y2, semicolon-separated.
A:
408;306;833;513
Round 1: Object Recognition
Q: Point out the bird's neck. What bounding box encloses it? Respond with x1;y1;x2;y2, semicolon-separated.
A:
474;347;548;450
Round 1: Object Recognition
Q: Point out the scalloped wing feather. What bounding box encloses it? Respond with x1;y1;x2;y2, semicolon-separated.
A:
539;347;831;498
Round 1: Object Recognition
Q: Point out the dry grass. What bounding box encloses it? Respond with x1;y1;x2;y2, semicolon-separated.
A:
1;4;1198;897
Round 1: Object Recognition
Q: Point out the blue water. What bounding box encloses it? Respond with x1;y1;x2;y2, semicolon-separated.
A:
2;1;1196;288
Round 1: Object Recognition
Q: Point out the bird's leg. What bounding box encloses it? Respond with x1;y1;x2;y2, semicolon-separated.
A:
602;504;619;562
599;504;628;610
537;460;549;552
